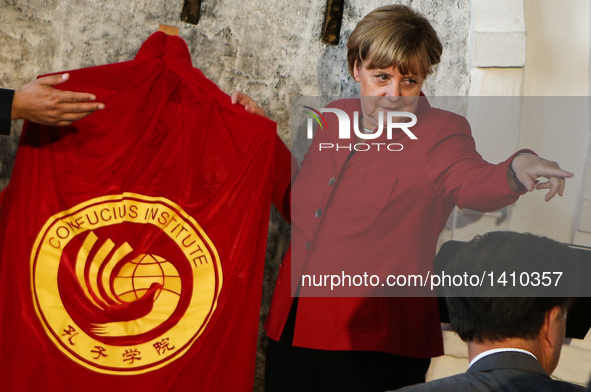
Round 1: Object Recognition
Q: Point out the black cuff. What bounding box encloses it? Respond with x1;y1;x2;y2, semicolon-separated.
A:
0;88;15;135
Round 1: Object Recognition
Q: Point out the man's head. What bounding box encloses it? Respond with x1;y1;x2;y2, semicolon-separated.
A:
445;232;580;374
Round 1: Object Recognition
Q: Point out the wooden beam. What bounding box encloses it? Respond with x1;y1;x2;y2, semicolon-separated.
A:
321;0;345;45
181;0;202;25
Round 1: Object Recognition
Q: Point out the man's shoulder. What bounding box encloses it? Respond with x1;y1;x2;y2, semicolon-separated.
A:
394;372;475;392
503;373;587;392
393;369;586;392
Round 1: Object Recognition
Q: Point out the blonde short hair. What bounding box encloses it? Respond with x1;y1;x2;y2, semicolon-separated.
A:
347;5;442;77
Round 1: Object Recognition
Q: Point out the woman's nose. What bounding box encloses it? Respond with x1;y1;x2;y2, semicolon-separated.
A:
384;82;401;97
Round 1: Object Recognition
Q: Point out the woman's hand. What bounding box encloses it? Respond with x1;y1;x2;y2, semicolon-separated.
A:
231;91;266;117
508;153;573;201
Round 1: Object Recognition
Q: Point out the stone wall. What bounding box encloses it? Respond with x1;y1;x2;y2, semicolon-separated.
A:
0;1;471;390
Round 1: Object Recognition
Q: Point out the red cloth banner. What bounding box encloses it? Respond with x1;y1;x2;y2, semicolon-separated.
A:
0;32;290;391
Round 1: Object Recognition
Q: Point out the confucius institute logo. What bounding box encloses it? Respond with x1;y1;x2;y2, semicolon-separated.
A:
31;193;222;374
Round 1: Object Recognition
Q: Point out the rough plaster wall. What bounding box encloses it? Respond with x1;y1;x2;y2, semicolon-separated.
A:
0;0;470;390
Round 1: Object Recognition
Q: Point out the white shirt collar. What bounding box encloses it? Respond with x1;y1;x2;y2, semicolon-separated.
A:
468;348;538;368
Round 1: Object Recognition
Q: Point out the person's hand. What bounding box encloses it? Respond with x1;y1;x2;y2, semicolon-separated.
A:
508;153;573;201
11;73;105;126
231;91;266;117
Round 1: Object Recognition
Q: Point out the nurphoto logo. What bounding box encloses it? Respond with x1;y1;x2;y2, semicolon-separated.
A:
303;106;418;152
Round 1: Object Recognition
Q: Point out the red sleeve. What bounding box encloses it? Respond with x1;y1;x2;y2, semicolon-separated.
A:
272;133;297;222
426;115;534;212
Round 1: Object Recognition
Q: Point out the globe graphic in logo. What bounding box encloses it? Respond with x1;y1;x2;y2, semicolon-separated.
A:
113;254;182;302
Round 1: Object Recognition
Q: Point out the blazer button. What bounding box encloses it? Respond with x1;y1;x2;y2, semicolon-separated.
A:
315;208;322;218
328;177;336;185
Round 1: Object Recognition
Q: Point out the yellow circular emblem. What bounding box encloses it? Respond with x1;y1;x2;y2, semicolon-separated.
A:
31;193;222;374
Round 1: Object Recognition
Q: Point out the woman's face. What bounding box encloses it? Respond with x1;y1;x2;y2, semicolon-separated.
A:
353;61;424;129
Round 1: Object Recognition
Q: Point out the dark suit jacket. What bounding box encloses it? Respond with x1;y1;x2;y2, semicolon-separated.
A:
395;351;586;392
0;88;14;135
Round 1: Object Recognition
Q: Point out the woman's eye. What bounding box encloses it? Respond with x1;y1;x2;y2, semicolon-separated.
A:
375;74;388;81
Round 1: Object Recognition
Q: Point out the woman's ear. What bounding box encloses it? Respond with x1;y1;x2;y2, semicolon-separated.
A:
353;60;361;82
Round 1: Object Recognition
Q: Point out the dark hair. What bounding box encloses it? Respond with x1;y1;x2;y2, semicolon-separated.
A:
445;231;579;343
347;5;442;77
